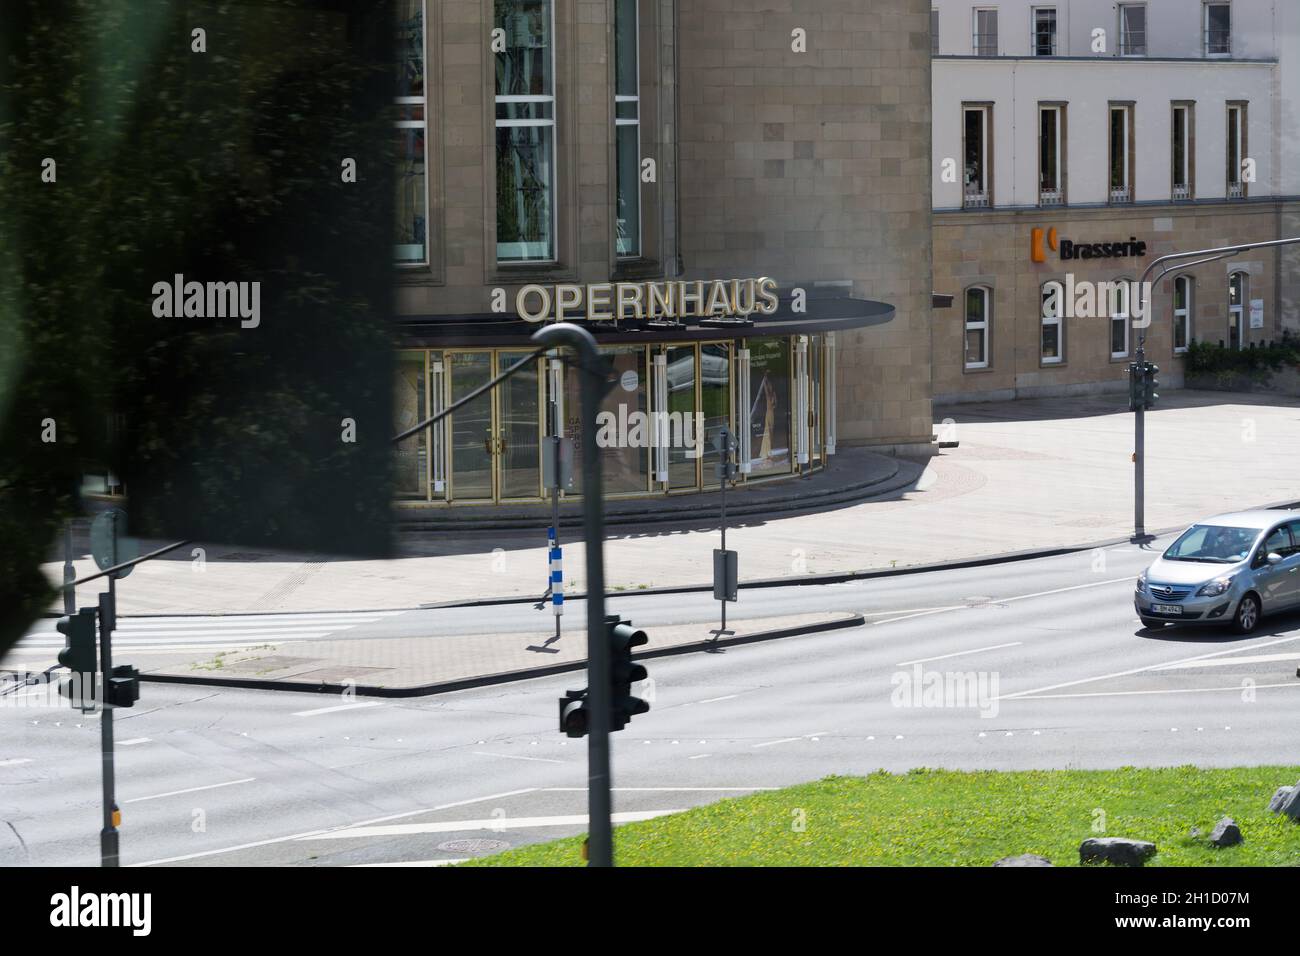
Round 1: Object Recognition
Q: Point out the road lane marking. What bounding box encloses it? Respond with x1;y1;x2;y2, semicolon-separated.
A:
1012;681;1300;701
1153;651;1300;669
472;751;564;764
0;758;33;768
873;577;1137;627
896;642;1023;667
118;738;151;746
301;809;684;841
997;633;1300;700
752;731;826;749
293;702;384;718
133;787;539;866
123;777;256;804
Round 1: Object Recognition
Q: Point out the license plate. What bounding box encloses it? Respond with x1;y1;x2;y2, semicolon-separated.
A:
1152;604;1183;615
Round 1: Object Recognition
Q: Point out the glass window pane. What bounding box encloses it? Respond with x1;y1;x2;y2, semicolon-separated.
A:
564;347;648;495
1040;109;1057;190
495;0;552;97
747;337;792;477
965;328;985;364
397;0;424;100
395;127;427;263
1041;323;1060;360
1111;318;1126;353
496;124;554;261
699;343;733;479
665;347;699;489
616;124;641;257
394;353;428;499
964;110;984;190
615;0;638;97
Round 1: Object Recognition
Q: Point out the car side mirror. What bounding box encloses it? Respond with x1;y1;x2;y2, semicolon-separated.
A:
1267;552;1283;565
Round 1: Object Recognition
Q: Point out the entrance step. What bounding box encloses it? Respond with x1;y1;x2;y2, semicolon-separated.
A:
397;448;923;531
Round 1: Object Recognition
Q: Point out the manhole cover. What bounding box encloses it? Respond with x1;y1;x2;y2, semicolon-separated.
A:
438;838;510;854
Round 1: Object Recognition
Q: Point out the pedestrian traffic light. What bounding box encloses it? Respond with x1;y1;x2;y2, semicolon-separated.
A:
1142;362;1160;409
607;616;650;732
56;606;98;708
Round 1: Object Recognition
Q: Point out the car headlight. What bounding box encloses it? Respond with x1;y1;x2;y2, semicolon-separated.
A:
1197;576;1234;597
1136;570;1147;592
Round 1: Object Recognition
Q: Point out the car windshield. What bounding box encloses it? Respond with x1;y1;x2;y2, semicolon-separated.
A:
1163;524;1259;563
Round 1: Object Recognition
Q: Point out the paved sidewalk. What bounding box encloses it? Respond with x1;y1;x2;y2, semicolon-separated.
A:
38;389;1300;617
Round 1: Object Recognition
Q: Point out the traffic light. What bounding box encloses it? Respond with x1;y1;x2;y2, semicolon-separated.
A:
1127;362;1142;412
56;607;98;708
556;617;651;737
1142;362;1160;409
608;616;650;732
106;664;140;708
559;688;588;738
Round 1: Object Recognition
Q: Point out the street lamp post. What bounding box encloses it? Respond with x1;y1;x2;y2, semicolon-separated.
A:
1130;236;1300;543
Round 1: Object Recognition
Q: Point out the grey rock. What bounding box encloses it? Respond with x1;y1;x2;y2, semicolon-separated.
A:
1282;786;1300;822
1079;837;1158;867
1209;817;1243;848
993;853;1053;867
1269;786;1293;813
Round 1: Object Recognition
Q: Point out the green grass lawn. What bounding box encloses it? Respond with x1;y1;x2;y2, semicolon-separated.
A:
463;766;1300;867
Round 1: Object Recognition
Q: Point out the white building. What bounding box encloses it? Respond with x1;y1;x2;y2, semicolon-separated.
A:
930;0;1300;402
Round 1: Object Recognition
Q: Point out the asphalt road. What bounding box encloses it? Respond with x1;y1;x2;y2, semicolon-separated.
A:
3;534;1299;867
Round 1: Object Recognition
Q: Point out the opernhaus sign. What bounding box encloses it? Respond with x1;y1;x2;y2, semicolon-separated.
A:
511;277;780;324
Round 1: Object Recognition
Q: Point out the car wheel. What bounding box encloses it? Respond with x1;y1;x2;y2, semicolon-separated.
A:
1232;594;1260;634
1140;617;1167;629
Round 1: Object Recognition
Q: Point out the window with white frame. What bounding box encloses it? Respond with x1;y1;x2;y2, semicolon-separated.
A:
965;286;990;369
614;0;640;257
395;0;427;265
1171;103;1192;200
495;0;556;263
1119;4;1147;56
1226;103;1246;199
1173;275;1192;352
973;8;998;56
1041;283;1063;364
963;105;990;207
1033;7;1057;56
1109;280;1130;358
1205;2;1231;56
1228;271;1247;349
1039;105;1063;204
1109;105;1133;203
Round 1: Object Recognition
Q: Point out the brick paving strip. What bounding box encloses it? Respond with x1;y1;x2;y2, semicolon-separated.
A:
13;613;862;697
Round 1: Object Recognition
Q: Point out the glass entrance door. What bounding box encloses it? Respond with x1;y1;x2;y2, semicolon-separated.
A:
497;351;542;500
447;352;494;501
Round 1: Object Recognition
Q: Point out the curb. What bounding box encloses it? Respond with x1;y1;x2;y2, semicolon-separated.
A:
426;497;1300;609
136;613;866;698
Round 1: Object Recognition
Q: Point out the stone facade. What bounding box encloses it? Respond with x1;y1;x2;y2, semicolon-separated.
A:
405;0;936;454
933;202;1295;404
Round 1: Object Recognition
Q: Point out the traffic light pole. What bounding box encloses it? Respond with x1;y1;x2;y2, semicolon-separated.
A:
532;323;615;867
99;580;120;867
1130;236;1300;544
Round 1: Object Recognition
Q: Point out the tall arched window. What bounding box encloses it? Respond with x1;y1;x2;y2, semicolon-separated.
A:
1173;275;1193;353
1228;271;1247;350
965;286;991;369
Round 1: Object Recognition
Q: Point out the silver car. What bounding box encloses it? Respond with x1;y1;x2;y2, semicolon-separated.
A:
1135;509;1300;634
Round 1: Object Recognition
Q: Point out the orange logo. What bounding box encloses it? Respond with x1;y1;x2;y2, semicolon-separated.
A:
1031;226;1059;263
